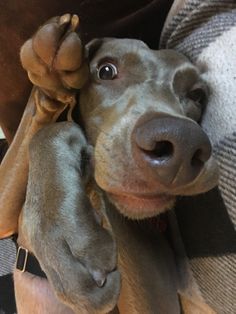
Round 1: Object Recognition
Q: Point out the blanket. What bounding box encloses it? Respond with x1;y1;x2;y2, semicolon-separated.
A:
160;1;236;313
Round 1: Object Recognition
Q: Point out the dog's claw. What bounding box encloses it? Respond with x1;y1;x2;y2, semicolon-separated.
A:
90;270;107;287
59;13;72;26
71;14;80;31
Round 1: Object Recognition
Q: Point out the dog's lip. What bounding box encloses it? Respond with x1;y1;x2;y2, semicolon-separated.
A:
108;192;175;218
110;191;172;200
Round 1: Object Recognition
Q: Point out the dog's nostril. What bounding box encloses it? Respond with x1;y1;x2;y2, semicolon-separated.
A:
144;141;174;161
153;141;173;158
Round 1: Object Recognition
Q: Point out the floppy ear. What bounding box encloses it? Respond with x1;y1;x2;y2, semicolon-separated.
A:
173;66;209;108
85;38;105;61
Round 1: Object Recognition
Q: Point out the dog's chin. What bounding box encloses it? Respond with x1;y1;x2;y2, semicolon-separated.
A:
108;193;175;219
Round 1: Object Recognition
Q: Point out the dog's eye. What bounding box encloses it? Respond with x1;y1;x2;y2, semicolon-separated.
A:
97;63;118;80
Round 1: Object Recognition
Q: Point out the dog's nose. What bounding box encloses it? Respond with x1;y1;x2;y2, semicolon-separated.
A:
132;116;212;187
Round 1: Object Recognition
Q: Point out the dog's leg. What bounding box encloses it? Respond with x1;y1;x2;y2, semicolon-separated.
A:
0;14;88;237
17;122;120;314
0;89;66;237
103;200;181;314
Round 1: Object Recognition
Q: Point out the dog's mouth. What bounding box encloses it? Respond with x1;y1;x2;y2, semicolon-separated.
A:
108;192;175;219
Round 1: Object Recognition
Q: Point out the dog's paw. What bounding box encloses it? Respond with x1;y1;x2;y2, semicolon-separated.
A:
20;14;89;105
25;201;120;314
38;223;120;314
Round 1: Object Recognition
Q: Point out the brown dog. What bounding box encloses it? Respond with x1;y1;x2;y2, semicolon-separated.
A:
0;14;218;313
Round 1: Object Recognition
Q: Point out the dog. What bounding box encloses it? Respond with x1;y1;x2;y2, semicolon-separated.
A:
16;122;182;314
0;14;218;313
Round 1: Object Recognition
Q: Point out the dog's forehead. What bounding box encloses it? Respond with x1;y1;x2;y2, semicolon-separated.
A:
89;38;193;71
89;38;158;63
99;38;149;52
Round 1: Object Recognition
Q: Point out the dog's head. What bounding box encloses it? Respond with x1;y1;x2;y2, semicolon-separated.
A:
79;38;218;219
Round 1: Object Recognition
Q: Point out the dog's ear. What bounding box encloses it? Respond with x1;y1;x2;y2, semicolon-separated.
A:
85;39;104;62
173;65;209;108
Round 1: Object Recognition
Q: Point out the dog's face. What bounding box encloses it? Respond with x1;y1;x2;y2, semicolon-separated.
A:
80;38;218;219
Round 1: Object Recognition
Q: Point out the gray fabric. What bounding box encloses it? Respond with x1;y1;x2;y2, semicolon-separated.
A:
174;188;236;313
215;132;236;228
160;0;236;61
190;254;236;314
160;0;236;224
0;239;16;276
161;0;236;313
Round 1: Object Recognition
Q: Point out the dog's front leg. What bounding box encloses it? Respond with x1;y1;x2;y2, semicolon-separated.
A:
0;14;88;237
17;122;120;314
0;89;67;237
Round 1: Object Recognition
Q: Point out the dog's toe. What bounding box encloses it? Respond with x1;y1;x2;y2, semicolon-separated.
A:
54;32;83;72
46;253;120;313
20;39;47;76
32;17;73;67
